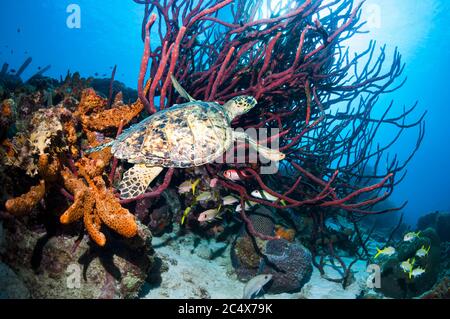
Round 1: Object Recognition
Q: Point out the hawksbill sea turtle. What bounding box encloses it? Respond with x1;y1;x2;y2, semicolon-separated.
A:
88;76;285;199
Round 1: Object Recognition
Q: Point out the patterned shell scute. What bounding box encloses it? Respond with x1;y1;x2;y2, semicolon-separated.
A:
112;102;232;167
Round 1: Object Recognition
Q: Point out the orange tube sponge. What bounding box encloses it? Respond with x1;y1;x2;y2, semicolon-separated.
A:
59;168;137;246
76;157;106;180
60;168;105;245
93;177;137;238
38;154;61;182
77;88;107;115
84;208;106;247
80;96;144;131
63;120;78;157
1;99;14;118
60;168;90;224
5;180;46;216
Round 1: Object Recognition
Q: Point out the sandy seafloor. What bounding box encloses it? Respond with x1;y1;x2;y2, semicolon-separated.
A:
141;227;378;299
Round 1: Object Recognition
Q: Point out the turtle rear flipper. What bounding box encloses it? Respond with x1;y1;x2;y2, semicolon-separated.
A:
118;164;163;199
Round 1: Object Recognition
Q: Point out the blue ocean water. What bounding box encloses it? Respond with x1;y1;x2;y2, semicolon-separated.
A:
1;0;449;226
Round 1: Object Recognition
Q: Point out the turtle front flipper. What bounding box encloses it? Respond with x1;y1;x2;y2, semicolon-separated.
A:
170;75;196;102
233;131;285;162
118;164;163;199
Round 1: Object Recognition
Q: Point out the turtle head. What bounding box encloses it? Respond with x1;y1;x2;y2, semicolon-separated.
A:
223;96;257;120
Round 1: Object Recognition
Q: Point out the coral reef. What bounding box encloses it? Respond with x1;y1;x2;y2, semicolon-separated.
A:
0;99;15;140
275;225;296;242
3;106;71;177
0;64;160;297
2;83;146;246
231;207;276;280
440;241;450;274
0;0;430;299
89;77;138;105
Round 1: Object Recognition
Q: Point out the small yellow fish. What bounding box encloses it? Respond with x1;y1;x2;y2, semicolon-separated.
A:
222;195;239;205
197;205;222;223
404;231;421;242
415;245;430;258
400;258;415;273
196;191;212;202
180;206;192;225
374;246;396;258
191;178;201;194
409;267;426;279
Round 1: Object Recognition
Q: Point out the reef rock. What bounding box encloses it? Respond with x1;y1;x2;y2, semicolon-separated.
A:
419;276;450;299
0;261;31;299
0;218;154;299
417;211;450;242
231;207;276;280
231;207;312;294
259;239;312;293
376;228;440;298
440;241;450;274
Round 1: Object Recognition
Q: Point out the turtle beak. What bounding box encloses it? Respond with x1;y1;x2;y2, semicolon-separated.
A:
247;96;257;104
248;96;257;108
244;96;257;113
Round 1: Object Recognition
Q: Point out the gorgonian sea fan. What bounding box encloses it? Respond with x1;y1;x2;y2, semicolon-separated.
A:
131;0;424;242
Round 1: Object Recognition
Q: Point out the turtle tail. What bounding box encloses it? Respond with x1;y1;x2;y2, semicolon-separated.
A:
84;140;115;154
